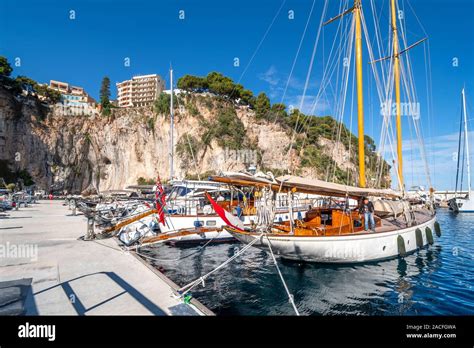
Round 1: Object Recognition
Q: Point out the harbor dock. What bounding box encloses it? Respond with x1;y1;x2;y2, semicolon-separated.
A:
0;200;212;316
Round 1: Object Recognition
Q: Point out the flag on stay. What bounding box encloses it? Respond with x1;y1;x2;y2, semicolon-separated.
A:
154;176;166;225
205;192;244;231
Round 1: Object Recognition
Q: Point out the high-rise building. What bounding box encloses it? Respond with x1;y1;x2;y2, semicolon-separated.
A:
116;74;165;107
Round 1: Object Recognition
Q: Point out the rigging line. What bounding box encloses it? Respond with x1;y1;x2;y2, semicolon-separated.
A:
295;7;353;177
347;49;356;184
322;10;352;181
291;0;329;128
299;0;329;111
399;49;432;188
286;0;331;166
265;235;300;316
455;95;464;195
177;233;264;296
460;122;465;193
330;16;355;182
227;0;286;101
299;6;351;137
295;3;351;163
276;0;317;120
306;7;349;119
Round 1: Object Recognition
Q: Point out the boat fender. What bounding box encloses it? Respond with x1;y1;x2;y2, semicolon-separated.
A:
434;221;441;237
426;227;434;245
397;235;406;257
297;212;303;220
415;228;423;248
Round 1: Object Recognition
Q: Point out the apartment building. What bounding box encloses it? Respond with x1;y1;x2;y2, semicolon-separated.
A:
116;74;165;107
49;80;96;107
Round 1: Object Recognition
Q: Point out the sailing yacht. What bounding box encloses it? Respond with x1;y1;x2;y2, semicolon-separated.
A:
212;0;440;263
449;88;474;212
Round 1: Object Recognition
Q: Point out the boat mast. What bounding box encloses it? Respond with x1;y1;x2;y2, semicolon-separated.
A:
390;0;404;192
462;88;471;197
354;0;366;188
169;67;174;180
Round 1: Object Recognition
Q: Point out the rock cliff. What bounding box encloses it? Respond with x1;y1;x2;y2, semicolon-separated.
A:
0;86;389;193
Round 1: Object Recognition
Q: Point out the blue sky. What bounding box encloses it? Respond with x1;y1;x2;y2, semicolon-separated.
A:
1;0;473;190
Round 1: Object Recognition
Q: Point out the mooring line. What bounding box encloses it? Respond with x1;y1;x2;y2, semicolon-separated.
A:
265;235;300;316
135;230;223;263
177;233;264;296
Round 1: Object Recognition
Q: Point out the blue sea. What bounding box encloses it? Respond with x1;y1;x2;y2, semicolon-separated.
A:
140;209;474;315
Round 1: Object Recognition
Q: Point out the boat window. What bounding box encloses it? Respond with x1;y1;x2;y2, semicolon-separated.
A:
206;220;217;226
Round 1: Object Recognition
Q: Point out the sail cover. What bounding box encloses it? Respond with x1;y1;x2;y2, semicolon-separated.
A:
209;173;401;199
276;175;401;198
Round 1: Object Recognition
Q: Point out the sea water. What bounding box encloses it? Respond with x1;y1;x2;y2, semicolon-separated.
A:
140;209;474;315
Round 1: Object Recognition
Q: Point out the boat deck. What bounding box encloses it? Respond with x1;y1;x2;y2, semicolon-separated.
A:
374;210;434;234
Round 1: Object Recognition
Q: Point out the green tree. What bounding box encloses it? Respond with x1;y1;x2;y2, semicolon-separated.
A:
255;92;270;119
100;76;111;112
0;56;12;77
238;88;255;107
206;72;235;97
15;76;38;93
35;84;61;103
177;75;208;92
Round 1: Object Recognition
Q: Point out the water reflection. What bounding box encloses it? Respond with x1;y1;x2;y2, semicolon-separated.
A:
141;210;474;315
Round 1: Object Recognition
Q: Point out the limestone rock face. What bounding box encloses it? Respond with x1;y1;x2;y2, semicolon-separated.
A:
0;87;364;193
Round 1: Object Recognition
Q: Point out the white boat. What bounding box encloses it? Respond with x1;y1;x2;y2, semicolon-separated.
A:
217;175;439;263
217;0;440;263
449;88;474;213
159;179;309;244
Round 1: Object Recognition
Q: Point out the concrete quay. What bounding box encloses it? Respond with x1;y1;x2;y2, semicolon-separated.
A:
0;200;212;316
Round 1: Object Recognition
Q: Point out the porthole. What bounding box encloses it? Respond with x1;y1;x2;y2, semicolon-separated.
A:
383;246;386;251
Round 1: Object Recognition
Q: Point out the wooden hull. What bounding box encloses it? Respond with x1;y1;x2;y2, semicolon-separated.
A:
225;215;438;263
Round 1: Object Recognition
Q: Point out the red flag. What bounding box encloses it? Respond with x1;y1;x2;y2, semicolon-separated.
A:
155;176;166;225
205;192;245;231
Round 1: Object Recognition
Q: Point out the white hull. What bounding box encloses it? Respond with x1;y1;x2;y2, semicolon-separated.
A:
161;210;307;243
226;216;438;263
455;196;474;212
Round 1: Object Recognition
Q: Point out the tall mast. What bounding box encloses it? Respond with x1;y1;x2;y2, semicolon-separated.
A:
354;0;366;188
462;88;471;196
169;67;174;180
390;0;404;191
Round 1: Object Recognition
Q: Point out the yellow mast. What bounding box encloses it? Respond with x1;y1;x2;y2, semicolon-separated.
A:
354;0;366;188
390;0;404;191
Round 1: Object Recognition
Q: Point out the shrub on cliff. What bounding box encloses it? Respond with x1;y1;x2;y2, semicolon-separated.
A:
153;92;179;115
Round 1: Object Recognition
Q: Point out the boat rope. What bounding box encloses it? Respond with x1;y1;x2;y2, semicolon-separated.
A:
177;233;264;297
265;235;300;316
134;230;223;263
276;0;316;116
